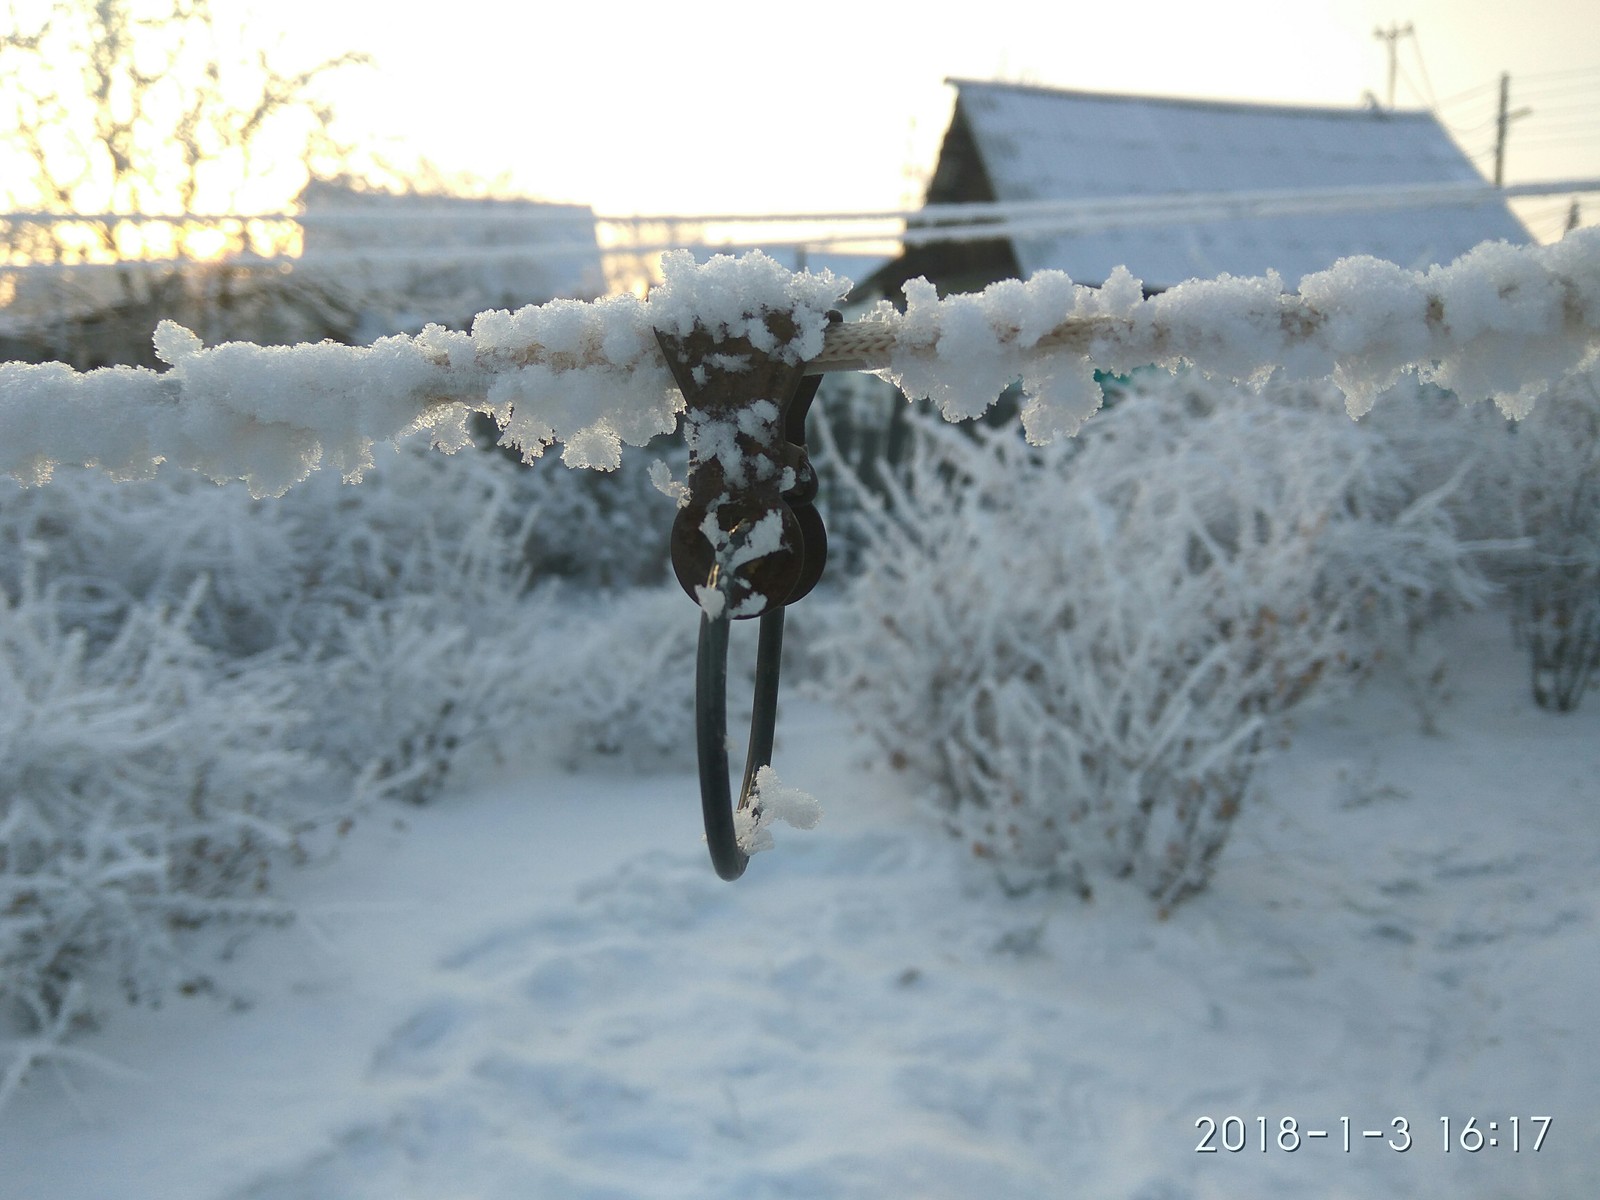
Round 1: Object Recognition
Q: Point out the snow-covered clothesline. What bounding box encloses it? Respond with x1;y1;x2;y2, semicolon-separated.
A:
1;234;1597;497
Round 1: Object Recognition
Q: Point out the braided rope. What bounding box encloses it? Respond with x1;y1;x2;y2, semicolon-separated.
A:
808;312;1119;373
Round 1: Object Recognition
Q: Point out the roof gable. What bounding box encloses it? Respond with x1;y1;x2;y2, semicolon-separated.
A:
945;79;1528;287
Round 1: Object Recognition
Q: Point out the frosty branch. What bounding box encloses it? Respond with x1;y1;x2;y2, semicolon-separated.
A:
1;233;1597;496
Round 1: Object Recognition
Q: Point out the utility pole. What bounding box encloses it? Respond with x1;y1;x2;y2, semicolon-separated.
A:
1373;21;1414;109
1492;72;1534;187
1494;72;1510;186
901;115;923;211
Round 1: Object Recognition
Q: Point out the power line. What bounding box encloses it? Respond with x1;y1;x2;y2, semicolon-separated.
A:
1434;69;1600;113
1519;121;1600;137
1514;64;1600;85
1394;62;1432;112
1444;114;1502;137
1405;29;1441;109
1513;79;1600;102
1435;80;1503;109
1513;200;1586;241
1513;136;1600;151
1522;101;1600;120
1516;117;1600;135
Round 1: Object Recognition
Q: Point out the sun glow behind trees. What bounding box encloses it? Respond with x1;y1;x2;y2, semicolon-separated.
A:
0;0;362;265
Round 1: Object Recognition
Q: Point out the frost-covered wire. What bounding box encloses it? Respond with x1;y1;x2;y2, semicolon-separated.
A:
0;250;848;497
2;232;1598;496
827;229;1600;437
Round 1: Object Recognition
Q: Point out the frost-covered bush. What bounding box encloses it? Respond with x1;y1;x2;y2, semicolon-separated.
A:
303;582;709;802
1485;370;1600;711
0;262;372;373
0;426;676;652
820;374;1488;907
0;575;322;1103
0;443;520;804
1364;366;1600;711
306;594;526;805
0;461;298;657
810;374;915;564
0;433;690;801
0;436;711;1105
520;585;703;771
496;427;679;590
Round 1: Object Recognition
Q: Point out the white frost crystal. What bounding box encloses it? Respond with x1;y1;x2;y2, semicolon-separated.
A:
648;459;689;507
734;765;823;855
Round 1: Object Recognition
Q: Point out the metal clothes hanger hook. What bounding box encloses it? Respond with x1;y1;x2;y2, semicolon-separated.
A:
654;313;834;880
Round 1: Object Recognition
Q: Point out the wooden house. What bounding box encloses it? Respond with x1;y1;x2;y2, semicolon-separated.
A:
865;79;1529;299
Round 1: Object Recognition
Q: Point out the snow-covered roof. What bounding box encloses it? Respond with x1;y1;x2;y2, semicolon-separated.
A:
299;180;606;308
944;79;1529;287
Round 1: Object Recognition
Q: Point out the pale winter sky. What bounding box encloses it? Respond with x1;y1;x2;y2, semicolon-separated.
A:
231;0;1599;238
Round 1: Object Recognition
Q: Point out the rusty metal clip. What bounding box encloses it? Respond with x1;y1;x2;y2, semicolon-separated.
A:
655;310;832;880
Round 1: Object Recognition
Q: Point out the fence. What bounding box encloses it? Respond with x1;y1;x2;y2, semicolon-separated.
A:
8;177;1600;270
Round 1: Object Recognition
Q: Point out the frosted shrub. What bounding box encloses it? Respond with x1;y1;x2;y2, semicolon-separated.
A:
44;473;304;656
0;577;321;1101
522;585;701;770
502;430;680;589
297;579;711;800
307;595;522;804
820;375;1487;907
268;440;540;649
1367;366;1600;711
0;429;675;653
250;445;694;788
0;263;370;373
0;436;690;802
809;373;920;573
1493;369;1600;711
0;441;714;1103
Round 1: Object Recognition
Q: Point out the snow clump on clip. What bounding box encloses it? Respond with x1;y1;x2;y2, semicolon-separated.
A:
646;250;851;363
734;765;823;855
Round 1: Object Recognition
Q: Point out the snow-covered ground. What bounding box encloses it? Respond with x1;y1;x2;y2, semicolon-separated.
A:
4;610;1597;1199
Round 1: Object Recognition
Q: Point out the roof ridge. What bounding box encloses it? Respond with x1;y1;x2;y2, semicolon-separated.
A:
944;77;1437;121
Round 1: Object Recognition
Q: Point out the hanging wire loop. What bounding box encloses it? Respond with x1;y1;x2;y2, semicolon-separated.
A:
655;312;832;880
695;602;785;880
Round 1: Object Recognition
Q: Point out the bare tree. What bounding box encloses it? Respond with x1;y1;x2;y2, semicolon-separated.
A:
2;0;366;260
1;0;370;364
